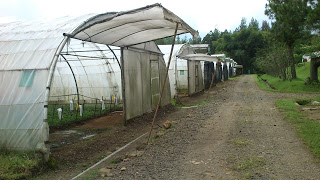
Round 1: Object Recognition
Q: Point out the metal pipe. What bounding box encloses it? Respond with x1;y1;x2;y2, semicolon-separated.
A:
60;55;80;107
44;36;68;122
106;45;122;70
42;36;68;161
147;23;179;144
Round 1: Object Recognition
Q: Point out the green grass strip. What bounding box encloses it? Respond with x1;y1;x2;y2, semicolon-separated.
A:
276;98;320;159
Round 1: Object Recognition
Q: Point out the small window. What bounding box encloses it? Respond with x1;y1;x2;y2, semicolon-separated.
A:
180;70;184;75
19;70;35;87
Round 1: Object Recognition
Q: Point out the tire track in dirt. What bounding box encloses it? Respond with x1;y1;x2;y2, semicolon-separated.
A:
89;75;320;179
226;75;320;179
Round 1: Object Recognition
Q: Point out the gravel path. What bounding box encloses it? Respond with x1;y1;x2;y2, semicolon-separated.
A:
106;75;320;180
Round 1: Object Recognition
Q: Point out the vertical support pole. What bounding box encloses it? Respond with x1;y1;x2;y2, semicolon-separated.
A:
187;60;190;96
147;23;179;144
120;47;127;125
175;52;178;98
206;60;220;99
100;96;103;115
110;95;112;112
94;99;97;117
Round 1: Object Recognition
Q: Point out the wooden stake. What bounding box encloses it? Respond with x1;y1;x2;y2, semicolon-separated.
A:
147;23;179;144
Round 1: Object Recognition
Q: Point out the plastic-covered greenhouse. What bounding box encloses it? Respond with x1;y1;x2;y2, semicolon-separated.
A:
0;3;198;159
159;44;195;97
159;44;219;97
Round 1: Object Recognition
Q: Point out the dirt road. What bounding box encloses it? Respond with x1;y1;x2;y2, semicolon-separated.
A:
39;75;320;179
105;75;320;179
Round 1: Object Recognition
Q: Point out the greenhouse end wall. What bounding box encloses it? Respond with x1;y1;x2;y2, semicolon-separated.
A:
123;43;171;120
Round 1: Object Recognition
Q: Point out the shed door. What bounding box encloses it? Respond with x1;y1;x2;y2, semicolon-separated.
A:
151;59;160;108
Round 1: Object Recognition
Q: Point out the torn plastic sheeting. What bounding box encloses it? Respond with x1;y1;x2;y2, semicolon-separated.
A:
68;3;198;47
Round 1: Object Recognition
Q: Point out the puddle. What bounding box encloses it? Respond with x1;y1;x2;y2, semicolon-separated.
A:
49;129;90;150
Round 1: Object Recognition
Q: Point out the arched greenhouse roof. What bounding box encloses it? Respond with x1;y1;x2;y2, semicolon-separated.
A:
0;15;94;71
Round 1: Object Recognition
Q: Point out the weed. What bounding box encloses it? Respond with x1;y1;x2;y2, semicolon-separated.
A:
0;149;42;179
232;156;265;171
296;99;311;105
243;171;253;179
109;157;122;165
231;138;249;146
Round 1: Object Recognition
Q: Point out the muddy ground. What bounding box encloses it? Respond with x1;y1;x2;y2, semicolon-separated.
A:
36;75;320;180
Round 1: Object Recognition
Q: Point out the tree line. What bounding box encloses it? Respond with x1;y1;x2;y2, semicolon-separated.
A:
157;0;320;81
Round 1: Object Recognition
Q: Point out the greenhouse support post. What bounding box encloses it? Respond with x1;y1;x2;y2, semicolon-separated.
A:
43;36;69;161
121;47;127;126
187;60;190;95
147;23;179;144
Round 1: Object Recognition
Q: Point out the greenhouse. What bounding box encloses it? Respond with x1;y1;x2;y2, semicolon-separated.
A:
175;53;219;96
0;3;198;159
159;44;195;97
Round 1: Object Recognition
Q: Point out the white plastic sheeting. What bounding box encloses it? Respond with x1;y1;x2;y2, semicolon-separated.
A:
0;15;94;152
123;42;171;120
69;4;198;47
179;54;219;62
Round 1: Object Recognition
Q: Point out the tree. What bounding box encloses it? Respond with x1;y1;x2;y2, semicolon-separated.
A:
239;17;247;31
265;0;311;79
307;0;320;32
202;28;221;54
256;36;291;80
249;18;259;30
261;20;270;31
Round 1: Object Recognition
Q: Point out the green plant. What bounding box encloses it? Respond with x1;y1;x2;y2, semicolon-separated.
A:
232;156;265;171
47;104;123;127
231;138;249;146
109;157;122;165
296;99;311;105
0;149;42;179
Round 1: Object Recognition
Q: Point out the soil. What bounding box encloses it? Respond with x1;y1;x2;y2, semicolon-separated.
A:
35;75;320;180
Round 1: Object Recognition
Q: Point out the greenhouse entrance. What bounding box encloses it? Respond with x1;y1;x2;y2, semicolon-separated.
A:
48;39;123;129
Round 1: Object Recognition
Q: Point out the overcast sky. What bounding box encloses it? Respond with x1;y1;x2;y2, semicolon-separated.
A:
0;0;270;38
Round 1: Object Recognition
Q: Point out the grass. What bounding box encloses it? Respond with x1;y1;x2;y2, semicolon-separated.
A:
109;157;122;165
276;98;320;159
229;76;242;81
232;156;265;171
47;103;122;127
255;62;320;93
231;138;250;146
0;148;42;179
